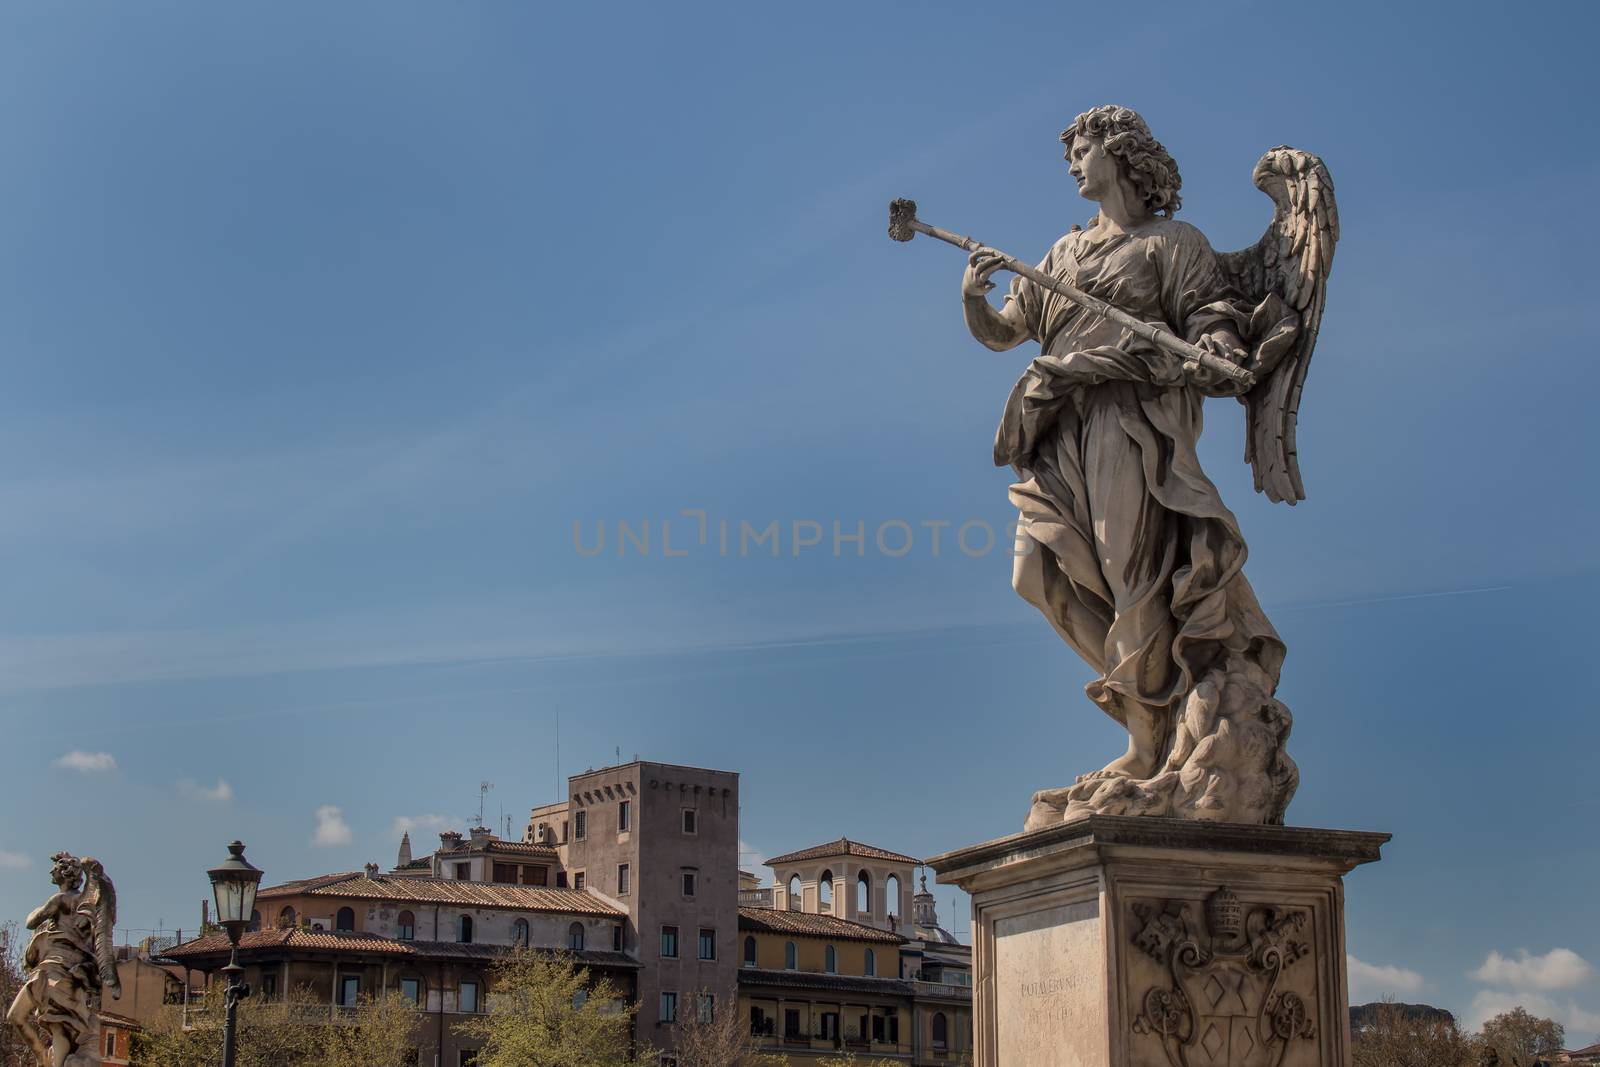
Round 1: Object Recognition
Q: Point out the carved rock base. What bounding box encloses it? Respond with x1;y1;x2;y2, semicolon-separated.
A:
928;816;1387;1067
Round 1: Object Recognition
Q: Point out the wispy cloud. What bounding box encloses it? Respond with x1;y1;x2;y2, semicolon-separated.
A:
0;850;32;869
312;806;353;848
1348;955;1427;1001
1467;989;1600;1035
179;778;234;803
1471;948;1594;991
54;750;116;773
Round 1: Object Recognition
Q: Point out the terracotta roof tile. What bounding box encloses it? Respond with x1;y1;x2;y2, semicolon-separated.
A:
738;907;905;945
764;839;919;867
255;874;622;916
158;930;638;969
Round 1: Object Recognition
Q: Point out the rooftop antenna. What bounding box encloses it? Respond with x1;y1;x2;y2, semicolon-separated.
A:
477;781;493;827
554;707;561;801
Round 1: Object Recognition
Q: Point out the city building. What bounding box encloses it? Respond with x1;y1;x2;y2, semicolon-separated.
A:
741;838;973;1064
99;1011;138;1067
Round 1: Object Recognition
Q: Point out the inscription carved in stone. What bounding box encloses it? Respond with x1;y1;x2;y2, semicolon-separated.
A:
1130;887;1314;1067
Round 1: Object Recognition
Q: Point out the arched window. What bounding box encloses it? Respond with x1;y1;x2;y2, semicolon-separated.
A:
396;910;415;941
856;870;871;915
787;874;802;911
819;869;835;912
933;1012;949;1050
278;906;296;928
458;915;473;944
568;922;585;952
864;948;876;976
886;874;901;920
248;910;261;932
743;936;757;968
335;907;355;932
824;945;837;973
784;941;797;970
512;919;530;947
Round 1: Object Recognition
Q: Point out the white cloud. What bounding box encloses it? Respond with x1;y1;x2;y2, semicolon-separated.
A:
179;778;234;803
1348;955;1427;1001
738;839;769;877
1467;989;1600;1035
312;805;353;848
1471;948;1594;991
0;850;32;869
391;814;455;839
54;750;116;773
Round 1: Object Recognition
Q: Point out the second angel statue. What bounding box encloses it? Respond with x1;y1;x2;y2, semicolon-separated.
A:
900;105;1339;829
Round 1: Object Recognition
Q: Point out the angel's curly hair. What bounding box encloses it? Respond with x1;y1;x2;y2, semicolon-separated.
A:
1061;105;1183;217
50;851;84;889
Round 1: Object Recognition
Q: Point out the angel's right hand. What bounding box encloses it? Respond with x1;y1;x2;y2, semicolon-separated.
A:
962;247;1007;298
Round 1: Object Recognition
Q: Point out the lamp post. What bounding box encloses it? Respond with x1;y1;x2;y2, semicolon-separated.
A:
207;841;263;1067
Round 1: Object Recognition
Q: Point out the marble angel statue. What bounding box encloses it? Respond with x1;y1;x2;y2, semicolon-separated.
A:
6;852;121;1067
905;104;1339;827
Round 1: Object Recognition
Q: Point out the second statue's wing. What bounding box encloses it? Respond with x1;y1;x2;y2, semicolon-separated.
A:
1217;146;1340;504
82;859;122;998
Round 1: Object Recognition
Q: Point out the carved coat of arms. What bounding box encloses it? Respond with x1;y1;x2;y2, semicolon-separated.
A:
1131;887;1316;1067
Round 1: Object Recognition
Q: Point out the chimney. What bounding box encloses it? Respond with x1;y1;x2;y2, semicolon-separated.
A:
439;831;463;852
201;900;209;928
397;832;413;868
468;825;492;847
364;863;379;880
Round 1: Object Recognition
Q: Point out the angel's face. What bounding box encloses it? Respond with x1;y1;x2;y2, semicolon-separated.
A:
1066;136;1119;203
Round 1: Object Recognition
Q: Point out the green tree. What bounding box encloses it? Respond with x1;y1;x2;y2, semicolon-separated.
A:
454;949;654;1067
133;985;417;1067
1480;1007;1564;1066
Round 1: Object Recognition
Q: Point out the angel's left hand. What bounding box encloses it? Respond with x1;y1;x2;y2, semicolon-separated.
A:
1183;335;1253;396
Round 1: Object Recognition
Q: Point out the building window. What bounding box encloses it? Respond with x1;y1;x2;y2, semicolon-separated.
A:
698;929;716;960
681;809;697;834
574;870;586;891
864;948;875;976
697;993;715;1024
681;872;696;898
339;975;360;1007
661;925;679;958
743;936;757;968
106;1032;116;1057
278;906;296;928
568;922;585;952
260;973;278;1000
397;910;415;940
613;924;624;952
617;864;631;895
783;941;797;970
787;874;802;910
335;907;355;932
618;800;630;832
513;918;530;947
493;863;519;884
401;978;422;1005
932;1012;949;1051
825;944;837;973
660;991;678;1024
784;1008;801;1039
459;915;474;944
556;871;568;888
458;981;479;1014
886;873;901;920
526;865;549;886
856;871;871;915
454;862;470;881
819;869;834;912
574;810;587;840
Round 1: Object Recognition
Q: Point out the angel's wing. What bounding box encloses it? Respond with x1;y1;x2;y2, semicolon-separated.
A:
1216;146;1339;504
80;858;122;998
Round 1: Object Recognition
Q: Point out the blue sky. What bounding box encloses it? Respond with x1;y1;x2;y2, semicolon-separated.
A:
3;0;1597;1039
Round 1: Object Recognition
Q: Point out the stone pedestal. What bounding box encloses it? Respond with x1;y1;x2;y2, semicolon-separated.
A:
928;816;1388;1067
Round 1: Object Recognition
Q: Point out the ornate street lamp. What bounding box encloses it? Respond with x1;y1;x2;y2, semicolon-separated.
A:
207;841;263;1067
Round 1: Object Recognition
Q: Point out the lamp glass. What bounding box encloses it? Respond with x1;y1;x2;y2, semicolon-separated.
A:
207;841;264;928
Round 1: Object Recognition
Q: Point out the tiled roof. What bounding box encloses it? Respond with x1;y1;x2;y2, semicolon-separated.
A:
738;907;905;945
158;929;637;969
737;967;913;997
765;839;919;867
255;874;622;916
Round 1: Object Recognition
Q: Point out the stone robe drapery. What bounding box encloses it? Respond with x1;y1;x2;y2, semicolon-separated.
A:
997;218;1294;733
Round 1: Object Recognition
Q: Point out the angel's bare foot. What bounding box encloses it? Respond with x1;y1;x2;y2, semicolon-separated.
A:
1077;737;1160;783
